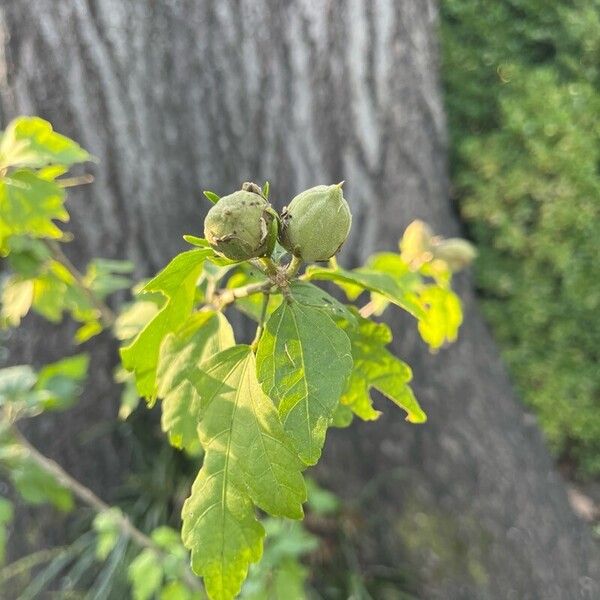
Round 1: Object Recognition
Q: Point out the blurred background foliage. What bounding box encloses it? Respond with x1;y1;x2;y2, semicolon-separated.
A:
441;0;600;477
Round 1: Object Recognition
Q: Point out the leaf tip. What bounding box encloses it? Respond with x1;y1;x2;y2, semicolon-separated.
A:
406;411;427;424
203;190;220;204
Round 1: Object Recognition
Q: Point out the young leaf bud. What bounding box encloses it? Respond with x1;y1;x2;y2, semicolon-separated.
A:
432;238;477;271
279;184;352;263
204;190;278;261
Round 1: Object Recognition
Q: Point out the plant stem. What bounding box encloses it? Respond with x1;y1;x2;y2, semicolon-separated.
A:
359;300;377;318
44;240;116;327
10;426;202;591
258;256;279;278
285;255;303;278
251;292;270;350
56;174;95;188
214;280;272;309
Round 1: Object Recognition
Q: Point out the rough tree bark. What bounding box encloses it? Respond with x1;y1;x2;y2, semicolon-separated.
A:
0;1;597;598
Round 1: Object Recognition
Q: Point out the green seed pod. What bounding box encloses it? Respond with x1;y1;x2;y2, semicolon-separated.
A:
279;184;352;262
204;190;278;261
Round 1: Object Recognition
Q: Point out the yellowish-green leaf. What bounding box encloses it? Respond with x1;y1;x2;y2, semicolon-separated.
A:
256;299;353;465
0;116;90;169
340;316;426;423
0;170;67;250
115;367;141;420
120;249;212;401
331;403;354;428
1;276;34;327
364;252;420;315
30;260;96;326
182;345;306;600
417;285;463;351
37;164;68;181
74;320;103;343
157;311;235;452
114;298;162;342
305;265;424;318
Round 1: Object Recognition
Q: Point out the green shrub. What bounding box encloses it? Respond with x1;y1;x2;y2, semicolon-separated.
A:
442;0;600;475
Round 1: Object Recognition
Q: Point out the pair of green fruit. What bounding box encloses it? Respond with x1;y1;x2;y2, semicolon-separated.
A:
204;183;352;263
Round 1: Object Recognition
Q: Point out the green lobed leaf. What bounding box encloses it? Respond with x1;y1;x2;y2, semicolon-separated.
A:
182;345;306;600
305;265;424;318
288;280;356;324
339;316;426;423
120;249;212;401
0;170;68;250
256;297;353;465
0;116;91;169
157;311;235;452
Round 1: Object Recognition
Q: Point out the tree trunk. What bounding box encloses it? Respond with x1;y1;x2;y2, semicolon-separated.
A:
0;1;597;598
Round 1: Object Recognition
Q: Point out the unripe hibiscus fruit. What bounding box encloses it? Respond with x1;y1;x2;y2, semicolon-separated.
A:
204;190;278;261
279;184;352;263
